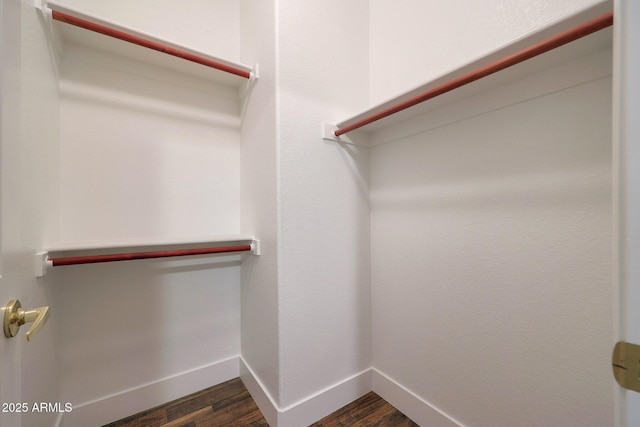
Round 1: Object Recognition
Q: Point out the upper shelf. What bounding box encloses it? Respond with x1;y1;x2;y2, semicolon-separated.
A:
39;0;256;90
323;5;613;146
45;234;257;256
37;234;259;276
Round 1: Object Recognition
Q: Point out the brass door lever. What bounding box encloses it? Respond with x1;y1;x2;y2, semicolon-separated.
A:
3;300;50;341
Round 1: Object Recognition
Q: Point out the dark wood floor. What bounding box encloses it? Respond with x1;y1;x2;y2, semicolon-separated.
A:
104;377;418;427
310;390;419;427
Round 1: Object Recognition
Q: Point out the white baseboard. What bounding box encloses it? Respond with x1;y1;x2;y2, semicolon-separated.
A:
278;368;372;427
239;357;279;426
55;359;461;427
372;368;462;427
240;357;372;427
61;356;240;427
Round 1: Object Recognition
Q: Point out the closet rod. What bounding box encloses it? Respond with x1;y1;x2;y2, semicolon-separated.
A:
51;10;252;79
334;10;613;137
49;245;252;266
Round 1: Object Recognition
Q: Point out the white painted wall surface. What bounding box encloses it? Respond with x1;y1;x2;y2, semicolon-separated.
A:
370;52;613;426
45;2;245;424
369;0;610;104
239;0;281;419
276;0;371;414
48;256;241;415
239;2;372;424
51;0;240;61
58;43;241;242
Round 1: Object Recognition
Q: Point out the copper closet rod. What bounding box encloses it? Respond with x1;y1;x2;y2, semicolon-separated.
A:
49;245;253;266
51;10;252;79
334;10;614;137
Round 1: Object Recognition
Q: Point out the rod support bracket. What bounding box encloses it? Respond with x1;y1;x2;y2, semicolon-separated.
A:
35;252;52;278
249;63;260;83
321;122;365;145
321;123;341;142
250;239;261;256
240;63;260;122
34;0;47;12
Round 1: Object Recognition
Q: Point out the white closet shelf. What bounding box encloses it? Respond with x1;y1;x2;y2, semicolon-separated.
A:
36;235;260;276
45;234;256;253
39;0;257;90
322;5;613;146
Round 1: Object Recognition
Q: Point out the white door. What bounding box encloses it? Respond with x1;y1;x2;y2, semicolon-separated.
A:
0;0;24;426
614;0;640;426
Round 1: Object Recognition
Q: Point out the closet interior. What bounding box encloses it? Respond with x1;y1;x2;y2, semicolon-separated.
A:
13;1;618;426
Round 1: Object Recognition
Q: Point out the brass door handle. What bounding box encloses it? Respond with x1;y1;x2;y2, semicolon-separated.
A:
3;300;50;342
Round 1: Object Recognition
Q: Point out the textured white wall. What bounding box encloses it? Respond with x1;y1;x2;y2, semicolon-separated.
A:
276;0;370;409
239;0;281;411
51;0;240;61
58;44;241;242
49;255;241;407
369;0;609;104
370;52;613;426
239;2;371;421
368;3;615;424
47;1;245;421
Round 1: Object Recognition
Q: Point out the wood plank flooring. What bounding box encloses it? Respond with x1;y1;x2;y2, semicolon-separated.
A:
103;377;418;427
310;391;419;427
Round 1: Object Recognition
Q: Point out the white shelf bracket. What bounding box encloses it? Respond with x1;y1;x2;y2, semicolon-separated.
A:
34;0;64;58
34;0;48;13
250;239;261;256
321;122;363;145
35;252;52;278
34;0;54;30
240;63;260;122
321;122;340;142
